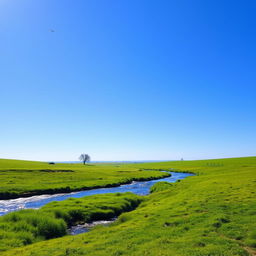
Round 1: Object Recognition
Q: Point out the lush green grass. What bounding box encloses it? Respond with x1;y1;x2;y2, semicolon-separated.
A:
0;159;169;199
0;210;67;252
1;156;255;256
0;192;143;252
150;181;174;193
41;192;143;225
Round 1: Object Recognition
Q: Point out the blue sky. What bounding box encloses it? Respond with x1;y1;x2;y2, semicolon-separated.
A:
0;0;255;161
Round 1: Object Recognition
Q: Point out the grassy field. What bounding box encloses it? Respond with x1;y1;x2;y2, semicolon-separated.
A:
0;159;169;199
0;192;143;252
1;156;256;256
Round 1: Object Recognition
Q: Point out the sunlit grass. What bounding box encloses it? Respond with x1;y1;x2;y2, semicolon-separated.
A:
0;159;169;199
0;192;143;252
1;156;256;256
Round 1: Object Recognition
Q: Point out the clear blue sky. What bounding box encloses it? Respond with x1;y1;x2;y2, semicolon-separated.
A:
0;0;255;161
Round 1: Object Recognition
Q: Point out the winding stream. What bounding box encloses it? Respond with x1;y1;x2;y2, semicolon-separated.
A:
0;172;192;216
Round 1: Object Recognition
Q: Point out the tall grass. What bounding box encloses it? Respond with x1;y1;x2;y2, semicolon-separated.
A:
0;210;66;251
0;192;143;252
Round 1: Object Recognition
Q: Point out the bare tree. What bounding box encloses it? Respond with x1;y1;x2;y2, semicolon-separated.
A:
79;154;91;165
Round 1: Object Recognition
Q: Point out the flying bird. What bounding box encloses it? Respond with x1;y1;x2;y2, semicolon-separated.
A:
50;29;55;33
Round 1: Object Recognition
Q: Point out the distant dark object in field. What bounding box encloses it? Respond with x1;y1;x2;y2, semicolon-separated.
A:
79;154;91;165
181;158;184;161
48;162;55;165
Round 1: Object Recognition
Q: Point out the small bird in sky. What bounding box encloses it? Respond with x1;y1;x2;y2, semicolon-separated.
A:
50;29;55;33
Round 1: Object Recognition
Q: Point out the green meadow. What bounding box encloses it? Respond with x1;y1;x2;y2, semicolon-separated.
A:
0;159;169;199
1;156;256;256
0;192;143;252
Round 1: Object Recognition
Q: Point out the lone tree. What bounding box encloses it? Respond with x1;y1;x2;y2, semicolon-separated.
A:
79;154;91;165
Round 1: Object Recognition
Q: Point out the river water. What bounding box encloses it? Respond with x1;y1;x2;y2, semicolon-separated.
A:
0;172;192;216
69;219;116;235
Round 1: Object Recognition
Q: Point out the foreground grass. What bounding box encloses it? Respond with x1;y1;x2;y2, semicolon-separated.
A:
0;159;169;199
0;193;143;252
1;156;255;256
